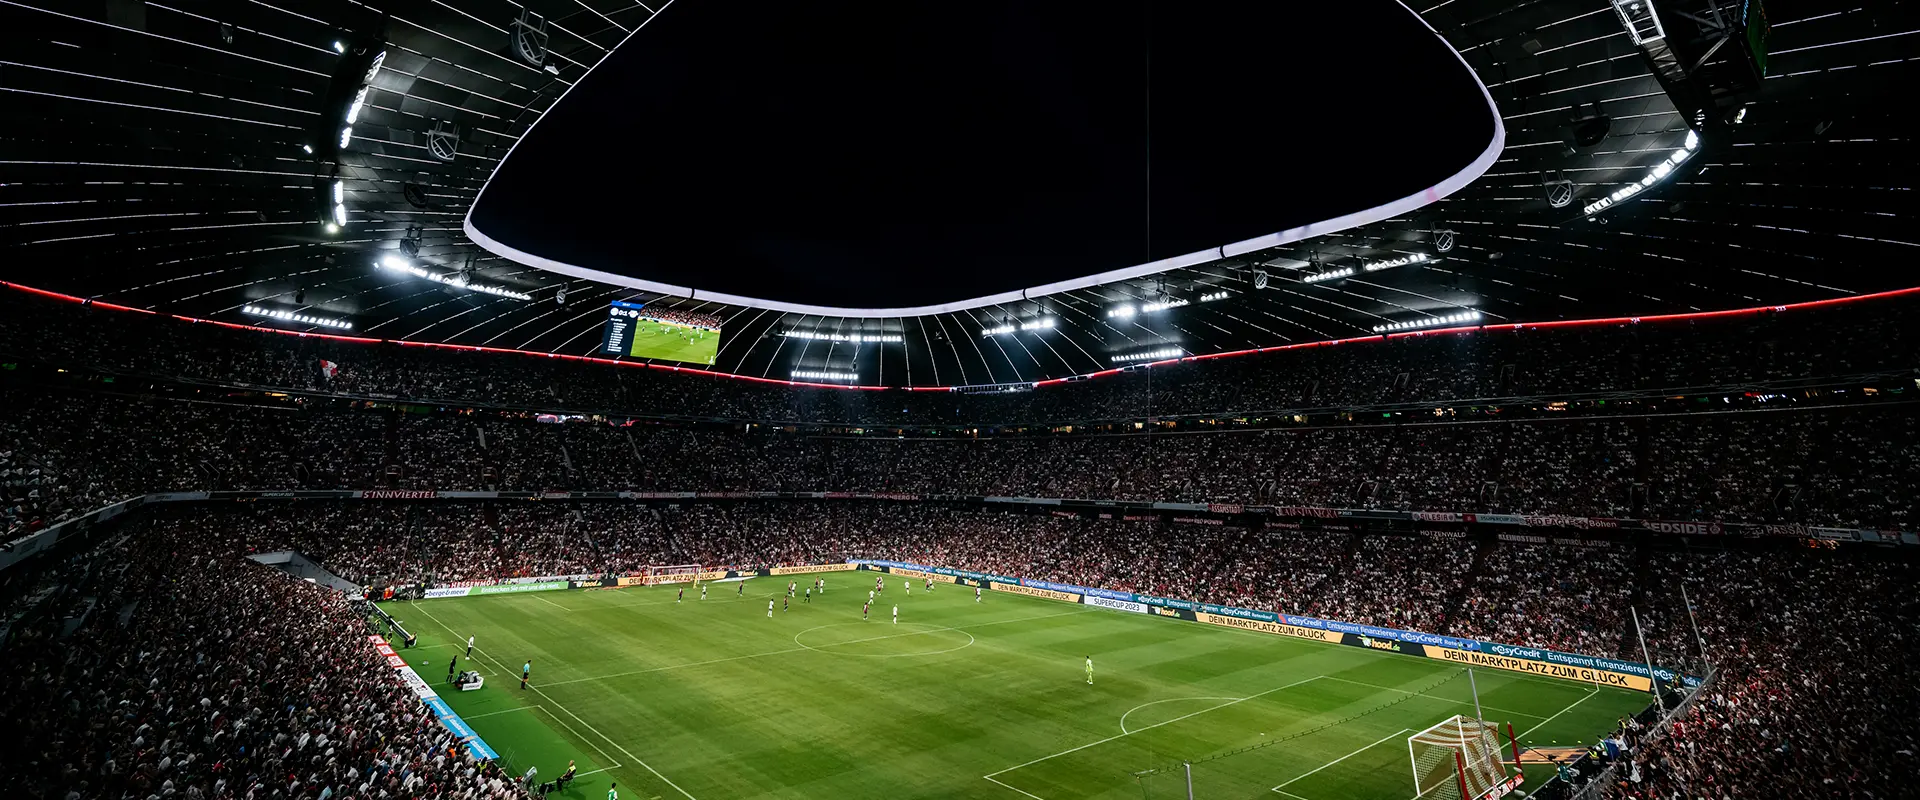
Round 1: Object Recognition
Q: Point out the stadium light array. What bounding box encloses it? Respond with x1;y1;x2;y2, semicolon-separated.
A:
377;255;531;300
1303;267;1355;283
780;330;901;343
792;370;860;382
243;304;353;330
1373;309;1481;333
982;317;1057;336
1364;253;1430;272
1198;290;1230;303
1139;298;1188;313
1110;347;1184;364
1107;304;1136;319
1584;129;1698;217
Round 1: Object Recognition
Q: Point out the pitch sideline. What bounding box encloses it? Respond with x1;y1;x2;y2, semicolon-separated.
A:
408;601;696;800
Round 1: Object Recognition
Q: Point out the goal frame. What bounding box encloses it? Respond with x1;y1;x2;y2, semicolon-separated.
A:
641;564;704;585
1407;715;1515;800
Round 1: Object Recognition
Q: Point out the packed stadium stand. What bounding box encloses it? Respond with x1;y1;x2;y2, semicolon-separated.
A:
4;284;1918;799
5;0;1919;796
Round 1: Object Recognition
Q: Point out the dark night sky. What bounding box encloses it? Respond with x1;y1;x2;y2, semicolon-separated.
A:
472;0;1495;309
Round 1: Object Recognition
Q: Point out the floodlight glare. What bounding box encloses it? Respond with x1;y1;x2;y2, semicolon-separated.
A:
332;203;347;226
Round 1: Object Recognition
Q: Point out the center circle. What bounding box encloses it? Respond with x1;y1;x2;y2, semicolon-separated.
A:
792;622;976;658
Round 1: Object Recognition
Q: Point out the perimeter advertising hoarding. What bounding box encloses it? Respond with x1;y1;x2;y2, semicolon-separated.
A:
852;559;1684;691
989;581;1082;603
368;635;498;760
768;563;856;576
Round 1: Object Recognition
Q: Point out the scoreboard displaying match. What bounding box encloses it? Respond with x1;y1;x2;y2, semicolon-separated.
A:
600;300;721;366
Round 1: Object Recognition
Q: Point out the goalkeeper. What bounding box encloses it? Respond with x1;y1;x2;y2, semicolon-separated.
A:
1085;655;1094;685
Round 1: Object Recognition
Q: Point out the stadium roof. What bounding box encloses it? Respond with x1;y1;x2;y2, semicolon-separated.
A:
464;0;1503;317
2;0;1915;388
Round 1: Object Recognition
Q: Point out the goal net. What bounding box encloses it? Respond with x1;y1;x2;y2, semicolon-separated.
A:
642;564;704;585
1408;716;1512;800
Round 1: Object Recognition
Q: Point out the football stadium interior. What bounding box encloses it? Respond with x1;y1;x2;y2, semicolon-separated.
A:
2;1;1918;799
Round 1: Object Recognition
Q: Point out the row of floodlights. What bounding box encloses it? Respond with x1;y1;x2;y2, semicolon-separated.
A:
1111;347;1184;364
1365;253;1429;271
1584;130;1698;217
792;370;860;382
243;305;354;330
1373;309;1480;334
781;330;902;343
982;317;1057;336
378;255;531;300
1108;290;1229;319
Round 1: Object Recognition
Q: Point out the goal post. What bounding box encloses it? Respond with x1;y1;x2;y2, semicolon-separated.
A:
1408;716;1516;800
642;564;704;585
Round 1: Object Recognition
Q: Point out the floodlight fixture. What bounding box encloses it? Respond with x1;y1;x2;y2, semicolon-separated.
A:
1110;347;1185;364
1372;309;1481;333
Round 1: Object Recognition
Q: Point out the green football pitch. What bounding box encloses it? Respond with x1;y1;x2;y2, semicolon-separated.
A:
625;324;718;365
390;572;1647;800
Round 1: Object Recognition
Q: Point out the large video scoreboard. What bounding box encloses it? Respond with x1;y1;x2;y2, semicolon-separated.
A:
600;301;720;366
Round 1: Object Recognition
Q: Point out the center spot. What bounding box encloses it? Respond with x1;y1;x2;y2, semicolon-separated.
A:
793;623;976;658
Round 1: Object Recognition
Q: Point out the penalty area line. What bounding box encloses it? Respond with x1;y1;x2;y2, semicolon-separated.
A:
1270;727;1411;793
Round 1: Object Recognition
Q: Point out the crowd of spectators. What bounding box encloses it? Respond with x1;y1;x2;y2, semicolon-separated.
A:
5;381;1915;542
8;494;1917;799
1;287;1912;427
0;522;530;800
1594;550;1920;799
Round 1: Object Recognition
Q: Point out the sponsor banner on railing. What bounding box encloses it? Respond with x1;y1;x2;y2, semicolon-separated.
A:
368;635;497;760
877;559;1687;691
470;580;567;595
889;567;959;584
1021;578;1133;602
149;492;211;502
1277;615;1482;652
1427;645;1651;691
989;581;1082;603
1643;521;1725;536
1194;612;1340;642
423;587;471;598
1085;596;1149;614
768;563;856;576
1201;603;1277;623
1138;594;1199;612
356;490;438;499
849;559;1020;585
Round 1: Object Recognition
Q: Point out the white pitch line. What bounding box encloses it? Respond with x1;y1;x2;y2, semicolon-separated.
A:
1317;676;1547;719
1119;696;1245;734
542;607;1094;687
408;601;697;800
984;676;1324;780
532;595;571;611
1271;728;1412;792
462;704;543;720
984;775;1050;800
1518;687;1600;739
